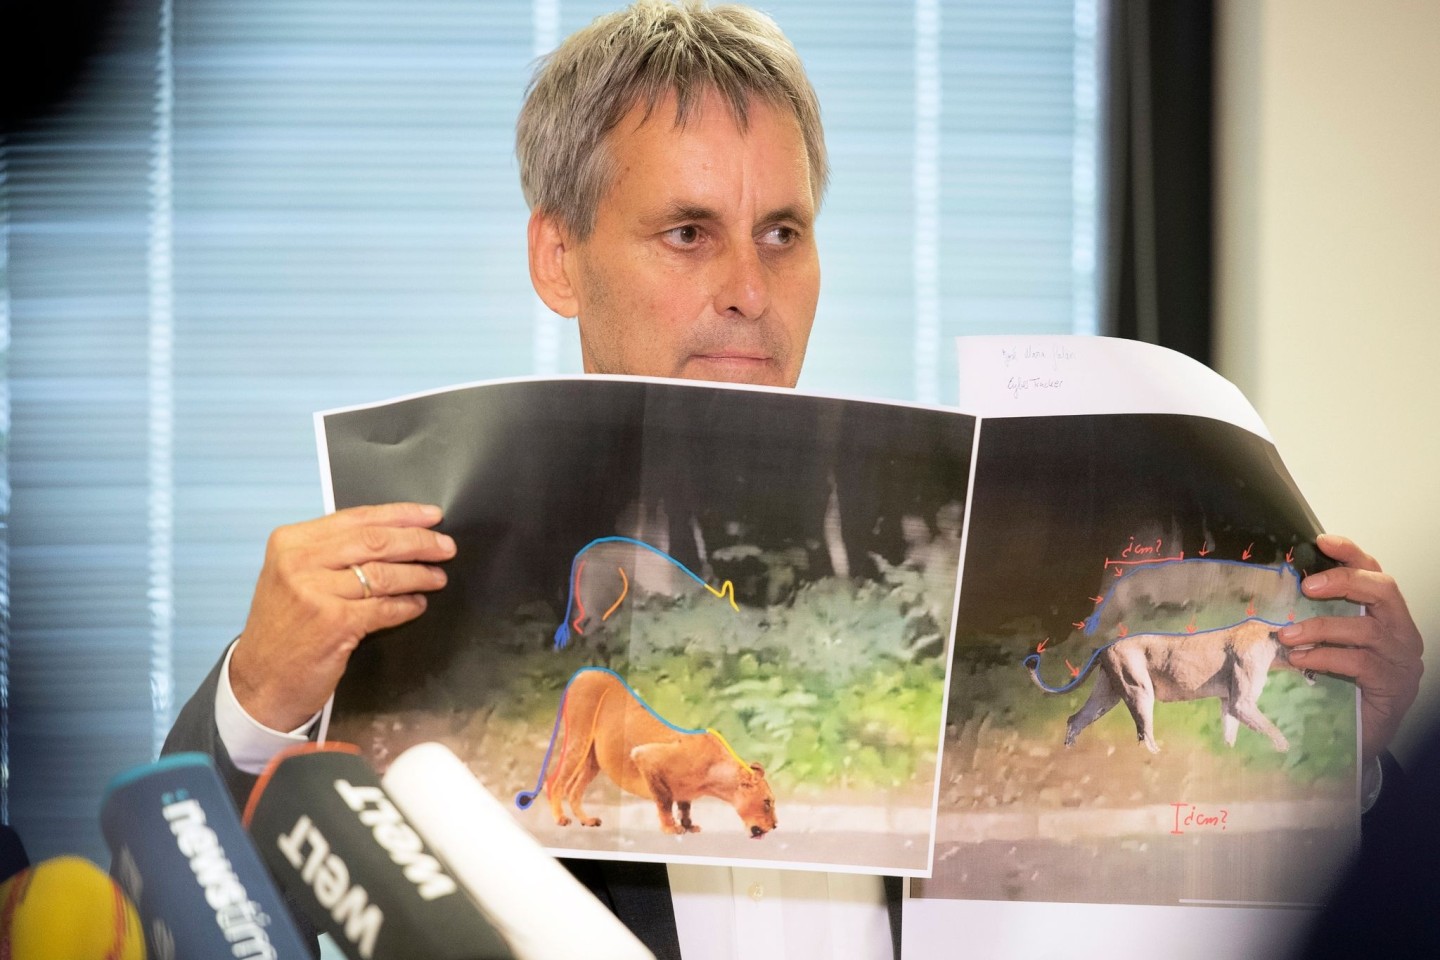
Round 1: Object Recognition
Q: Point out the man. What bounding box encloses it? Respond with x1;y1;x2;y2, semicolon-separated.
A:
166;3;1425;958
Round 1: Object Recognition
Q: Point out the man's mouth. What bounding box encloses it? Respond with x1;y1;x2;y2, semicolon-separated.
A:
692;351;770;363
681;346;790;385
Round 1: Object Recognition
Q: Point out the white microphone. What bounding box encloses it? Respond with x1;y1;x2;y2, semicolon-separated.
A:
381;742;654;960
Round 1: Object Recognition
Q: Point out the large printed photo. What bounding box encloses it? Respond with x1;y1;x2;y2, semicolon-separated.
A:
912;412;1359;908
318;377;974;874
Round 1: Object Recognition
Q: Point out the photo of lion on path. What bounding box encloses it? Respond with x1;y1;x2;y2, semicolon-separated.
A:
1025;618;1316;753
517;668;778;838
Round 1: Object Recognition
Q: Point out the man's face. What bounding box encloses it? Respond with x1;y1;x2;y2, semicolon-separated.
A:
534;89;820;387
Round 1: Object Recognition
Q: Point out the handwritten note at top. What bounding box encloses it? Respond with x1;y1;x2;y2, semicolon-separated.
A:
997;341;1076;400
954;334;1272;440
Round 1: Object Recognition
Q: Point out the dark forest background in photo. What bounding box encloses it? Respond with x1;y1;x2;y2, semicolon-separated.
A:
324;379;975;708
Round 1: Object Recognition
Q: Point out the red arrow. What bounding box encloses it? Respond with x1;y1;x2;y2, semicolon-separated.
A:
1198;541;1212;556
1118;624;1129;638
1246;599;1257;616
1072;621;1086;631
1090;595;1105;605
1288;610;1296;622
1186;618;1197;634
1242;543;1254;560
1037;638;1049;653
1286;546;1295;563
1065;659;1080;677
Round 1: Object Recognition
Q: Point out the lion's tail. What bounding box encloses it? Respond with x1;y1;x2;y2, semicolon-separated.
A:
1023;645;1107;695
514;676;575;810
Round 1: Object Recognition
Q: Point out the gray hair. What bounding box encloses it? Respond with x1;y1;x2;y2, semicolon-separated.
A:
516;0;828;240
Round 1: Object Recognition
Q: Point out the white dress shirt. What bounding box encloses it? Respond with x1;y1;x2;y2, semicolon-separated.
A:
213;644;893;960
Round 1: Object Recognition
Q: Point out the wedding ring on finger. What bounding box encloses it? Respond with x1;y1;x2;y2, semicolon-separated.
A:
350;563;374;600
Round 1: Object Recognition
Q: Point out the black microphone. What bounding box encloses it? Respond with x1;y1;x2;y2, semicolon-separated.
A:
244;742;516;960
100;751;312;960
0;822;29;884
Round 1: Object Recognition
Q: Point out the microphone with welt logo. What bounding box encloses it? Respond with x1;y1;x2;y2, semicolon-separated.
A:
383;742;654;960
244;743;516;960
100;752;312;960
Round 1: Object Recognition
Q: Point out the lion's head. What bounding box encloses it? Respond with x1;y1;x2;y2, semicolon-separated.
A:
734;762;777;838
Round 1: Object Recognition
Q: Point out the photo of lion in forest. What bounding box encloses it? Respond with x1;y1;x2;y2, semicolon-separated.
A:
320;378;973;874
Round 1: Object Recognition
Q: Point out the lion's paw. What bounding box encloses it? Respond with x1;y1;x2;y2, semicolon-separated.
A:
556;816;571;827
581;817;602;827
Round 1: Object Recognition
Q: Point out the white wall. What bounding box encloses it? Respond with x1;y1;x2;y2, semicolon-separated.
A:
1216;0;1440;756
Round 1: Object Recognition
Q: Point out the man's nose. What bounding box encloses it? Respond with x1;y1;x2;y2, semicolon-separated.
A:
714;241;769;320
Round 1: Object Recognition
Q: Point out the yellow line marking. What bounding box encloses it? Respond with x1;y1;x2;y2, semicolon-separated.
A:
706;728;749;768
704;580;740;611
602;566;629;621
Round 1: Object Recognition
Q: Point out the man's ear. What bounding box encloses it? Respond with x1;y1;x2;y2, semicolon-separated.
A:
528;208;580;318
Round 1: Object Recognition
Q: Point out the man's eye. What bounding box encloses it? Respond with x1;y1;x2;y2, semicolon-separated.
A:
763;225;798;246
666;225;701;246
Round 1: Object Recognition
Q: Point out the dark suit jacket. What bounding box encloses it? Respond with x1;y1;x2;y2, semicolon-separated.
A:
164;654;905;960
1292;739;1437;960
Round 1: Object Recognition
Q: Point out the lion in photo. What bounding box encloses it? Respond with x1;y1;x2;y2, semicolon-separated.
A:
543;668;777;837
1026;618;1313;753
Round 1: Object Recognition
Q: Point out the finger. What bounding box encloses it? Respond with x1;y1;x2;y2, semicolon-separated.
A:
1278;614;1385;651
320;502;445;533
1315;533;1381;573
1282;609;1423;667
321;524;457;569
292;503;443;546
1301;565;1407;611
337;562;447;600
1286;642;1384;688
359;593;430;633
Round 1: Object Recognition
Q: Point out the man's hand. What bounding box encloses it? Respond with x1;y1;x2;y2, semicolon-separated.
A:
1278;533;1424;764
229;502;455;731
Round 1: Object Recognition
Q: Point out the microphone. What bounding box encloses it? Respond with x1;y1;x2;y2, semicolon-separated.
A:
0;855;145;960
244;743;516;960
382;742;654;960
100;751;312;960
